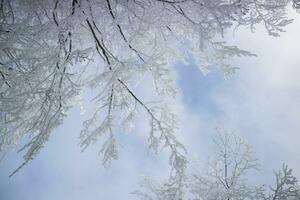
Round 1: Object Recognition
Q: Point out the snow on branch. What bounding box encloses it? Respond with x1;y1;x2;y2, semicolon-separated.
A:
0;0;297;175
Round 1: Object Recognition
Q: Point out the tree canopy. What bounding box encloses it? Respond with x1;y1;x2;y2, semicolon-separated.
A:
0;0;298;176
134;131;300;200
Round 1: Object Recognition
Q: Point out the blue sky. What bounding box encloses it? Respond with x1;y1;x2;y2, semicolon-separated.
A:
1;11;300;200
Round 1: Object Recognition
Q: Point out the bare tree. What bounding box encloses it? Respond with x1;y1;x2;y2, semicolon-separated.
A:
134;130;300;200
0;0;297;176
189;129;260;200
260;164;300;200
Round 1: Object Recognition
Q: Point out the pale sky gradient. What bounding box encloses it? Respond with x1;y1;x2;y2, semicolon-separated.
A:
1;10;300;200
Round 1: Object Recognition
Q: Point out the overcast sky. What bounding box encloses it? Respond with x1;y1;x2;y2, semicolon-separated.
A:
1;10;300;200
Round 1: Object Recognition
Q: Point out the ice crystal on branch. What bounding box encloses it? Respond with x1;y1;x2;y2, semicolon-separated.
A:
0;0;297;175
261;164;300;200
134;130;300;200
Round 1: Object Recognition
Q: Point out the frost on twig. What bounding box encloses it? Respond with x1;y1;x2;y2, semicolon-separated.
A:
134;130;300;200
261;164;300;200
134;129;260;200
0;0;297;175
